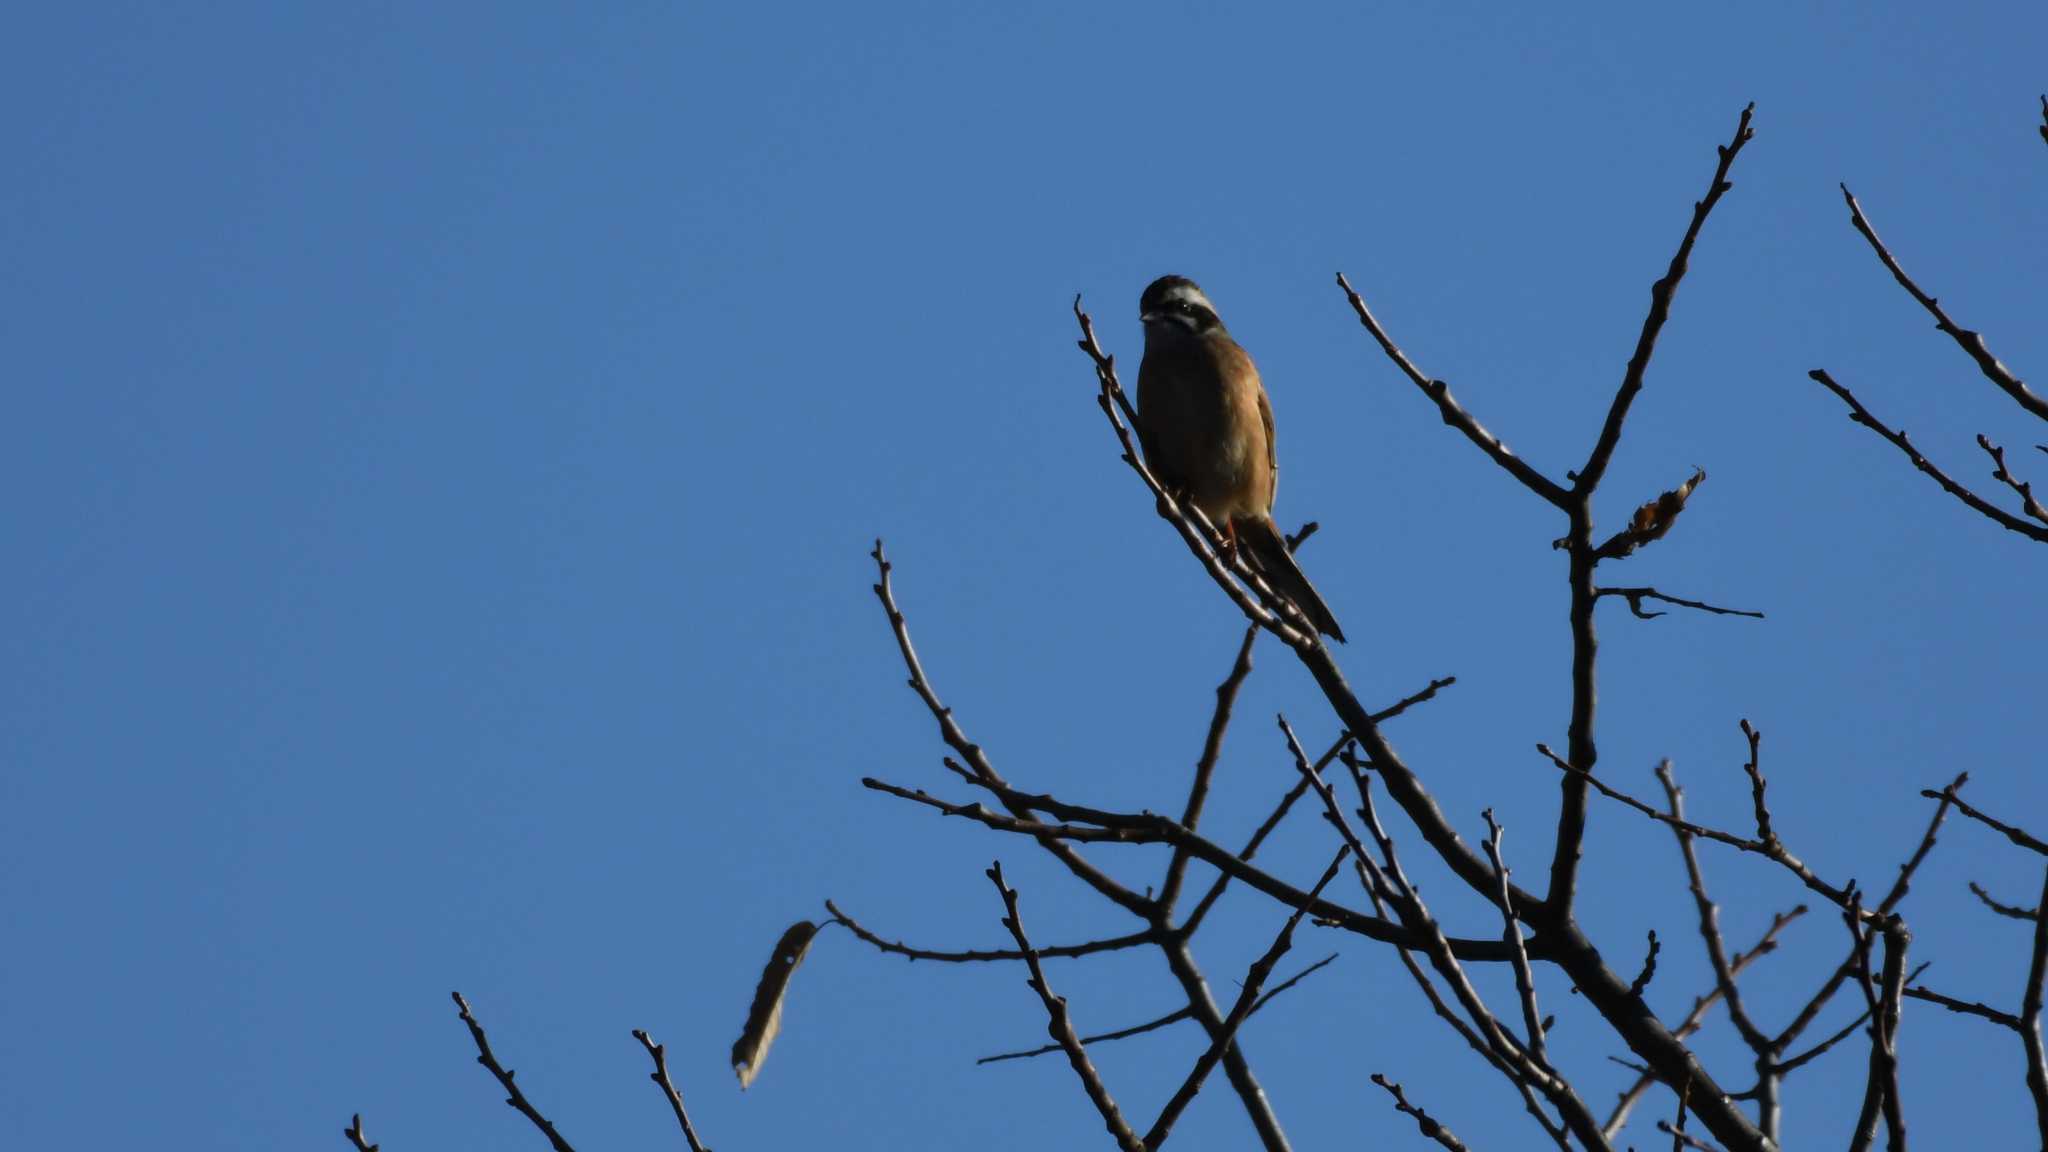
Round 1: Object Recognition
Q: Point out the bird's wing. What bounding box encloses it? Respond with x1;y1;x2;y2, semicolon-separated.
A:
1258;382;1278;509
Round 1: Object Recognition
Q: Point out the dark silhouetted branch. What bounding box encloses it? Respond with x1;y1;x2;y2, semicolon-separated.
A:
1536;746;1860;914
1836;182;2046;422
1144;851;1345;1149
871;542;1152;916
344;1115;378;1152
1930;789;2048;857
1603;907;1804;1142
1482;810;1551;1071
1371;1074;1472;1152
1335;271;1570;507
2023;866;2048;1144
1656;763;1773;1055
1597;587;1763;620
985;862;1144;1152
977;954;1337;1066
1629;930;1662;998
451;992;577;1152
633;1030;712;1152
1969;882;2041;923
1807;370;2048;543
1161;626;1259;913
1579;104;1755;491
825;899;1156;964
860;777;1516;959
1903;985;2020;1029
1979;435;2048;524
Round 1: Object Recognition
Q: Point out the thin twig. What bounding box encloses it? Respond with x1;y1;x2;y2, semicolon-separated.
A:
1337;754;1577;1151
977;954;1337;1065
451;992;577;1152
1629;930;1661;998
344;1114;379;1152
1902;985;2021;1029
1597;587;1764;620
1334;272;1570;506
632;1030;712;1152
1578;103;1756;491
1161;626;1260;913
1602;907;1805;1141
986;862;1144;1152
1929;789;2048;856
1656;761;1772;1054
825;899;1156;963
1969;882;2041;923
1979;435;2048;524
1773;774;1966;1054
1144;850;1346;1149
1807;369;2048;543
1536;745;1861;914
1482;809;1550;1070
871;542;1152;915
861;774;1513;959
2022;866;2048;1144
1371;1074;1472;1152
1837;182;2047;422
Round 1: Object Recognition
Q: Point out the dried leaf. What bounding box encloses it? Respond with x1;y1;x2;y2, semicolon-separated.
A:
1596;468;1706;558
1631;468;1704;539
731;920;819;1089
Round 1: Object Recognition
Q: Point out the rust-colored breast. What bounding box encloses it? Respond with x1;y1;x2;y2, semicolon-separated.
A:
1137;332;1275;523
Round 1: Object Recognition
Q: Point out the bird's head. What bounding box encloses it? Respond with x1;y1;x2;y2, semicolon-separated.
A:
1139;275;1225;337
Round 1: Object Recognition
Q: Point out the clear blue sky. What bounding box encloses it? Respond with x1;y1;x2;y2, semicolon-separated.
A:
5;4;2044;1149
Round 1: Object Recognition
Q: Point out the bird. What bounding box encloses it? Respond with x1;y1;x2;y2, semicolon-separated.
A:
1135;275;1346;642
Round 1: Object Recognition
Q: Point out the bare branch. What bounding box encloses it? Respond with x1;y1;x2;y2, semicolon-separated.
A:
985;862;1145;1152
1929;788;2048;856
1773;773;1966;1054
1144;850;1345;1149
1578;103;1756;492
1371;1074;1472;1152
1161;626;1259;913
1656;761;1773;1055
871;541;1152;915
1337;755;1578;1151
1629;930;1662;998
1536;746;1860;913
1836;182;2047;422
1482;810;1551;1070
2022;866;2048;1144
1979;435;2048;524
1334;272;1570;507
1603;907;1805;1141
1969;882;2041;923
1806;369;2048;543
344;1115;379;1152
977;954;1337;1066
451;992;577;1152
825;899;1156;964
1902;984;2022;1030
1597;587;1764;620
632;1030;712;1152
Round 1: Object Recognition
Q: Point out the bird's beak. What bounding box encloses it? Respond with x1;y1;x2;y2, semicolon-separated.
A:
1140;311;1163;324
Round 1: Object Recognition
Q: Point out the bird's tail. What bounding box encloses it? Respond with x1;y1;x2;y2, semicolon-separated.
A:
1237;516;1346;643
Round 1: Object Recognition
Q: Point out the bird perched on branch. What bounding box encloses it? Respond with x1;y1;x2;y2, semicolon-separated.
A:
1136;275;1346;642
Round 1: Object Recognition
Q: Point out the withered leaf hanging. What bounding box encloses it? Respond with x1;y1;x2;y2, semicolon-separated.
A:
731;920;819;1089
1596;468;1706;558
